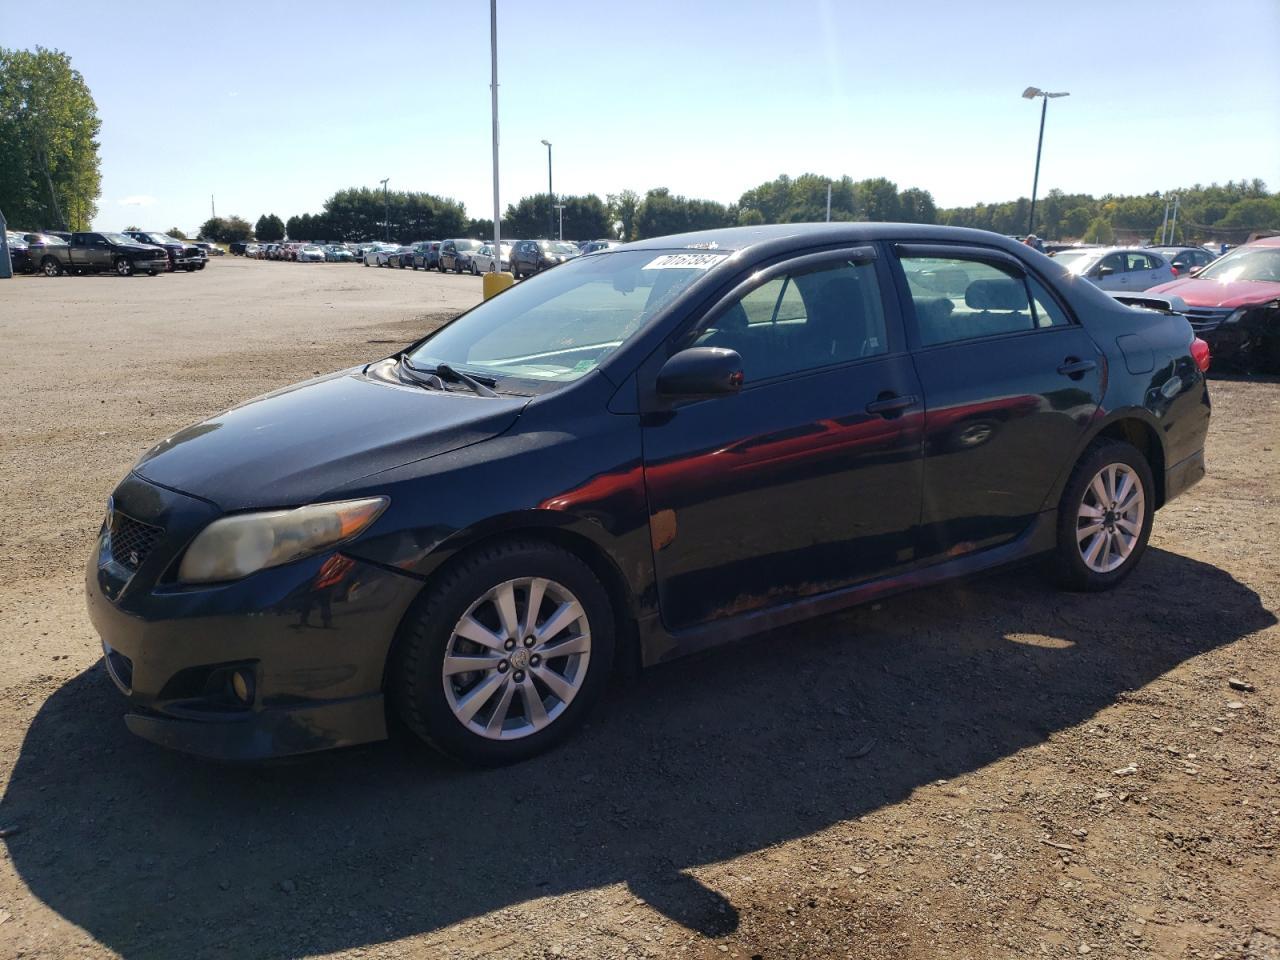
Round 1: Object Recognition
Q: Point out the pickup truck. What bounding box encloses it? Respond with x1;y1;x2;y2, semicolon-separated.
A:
123;231;208;271
35;232;170;277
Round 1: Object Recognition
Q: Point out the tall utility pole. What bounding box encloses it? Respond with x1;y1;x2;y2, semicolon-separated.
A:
826;182;832;222
490;0;501;256
211;195;216;220
1160;196;1171;244
1168;194;1180;244
554;203;566;240
540;139;553;239
379;177;390;242
1021;87;1069;236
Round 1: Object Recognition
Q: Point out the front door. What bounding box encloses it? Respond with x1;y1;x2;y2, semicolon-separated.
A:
890;244;1103;559
641;249;924;631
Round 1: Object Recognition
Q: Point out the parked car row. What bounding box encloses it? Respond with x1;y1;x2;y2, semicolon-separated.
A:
226;235;624;279
6;229;207;277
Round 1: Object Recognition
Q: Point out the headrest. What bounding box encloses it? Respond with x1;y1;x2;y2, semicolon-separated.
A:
965;278;1025;311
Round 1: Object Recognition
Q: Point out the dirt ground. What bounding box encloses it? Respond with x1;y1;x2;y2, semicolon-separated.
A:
0;258;1277;960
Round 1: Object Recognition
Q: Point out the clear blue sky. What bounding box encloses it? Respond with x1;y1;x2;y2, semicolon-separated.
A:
3;0;1277;234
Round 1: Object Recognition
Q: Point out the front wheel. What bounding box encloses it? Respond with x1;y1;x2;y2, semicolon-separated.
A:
389;540;615;766
41;257;62;277
1052;439;1154;591
115;257;133;277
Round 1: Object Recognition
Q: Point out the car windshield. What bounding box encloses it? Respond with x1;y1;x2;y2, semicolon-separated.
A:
1196;247;1280;283
1051;250;1098;274
456;239;482;250
550;242;578;255
405;249;724;385
101;233;133;244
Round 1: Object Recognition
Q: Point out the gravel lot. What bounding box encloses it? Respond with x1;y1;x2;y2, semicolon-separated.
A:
0;258;1277;960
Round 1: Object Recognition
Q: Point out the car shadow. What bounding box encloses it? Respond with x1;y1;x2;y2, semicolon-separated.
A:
2;548;1274;958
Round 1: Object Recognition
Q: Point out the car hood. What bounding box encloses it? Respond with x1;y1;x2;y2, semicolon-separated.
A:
1147;276;1280;308
133;367;528;511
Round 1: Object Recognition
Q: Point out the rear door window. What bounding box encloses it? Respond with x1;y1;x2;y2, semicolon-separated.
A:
899;255;1067;346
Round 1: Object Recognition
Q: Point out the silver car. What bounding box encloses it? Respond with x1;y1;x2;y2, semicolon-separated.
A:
1051;246;1176;292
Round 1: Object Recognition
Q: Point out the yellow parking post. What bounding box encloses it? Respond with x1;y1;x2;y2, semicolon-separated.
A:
483;271;515;300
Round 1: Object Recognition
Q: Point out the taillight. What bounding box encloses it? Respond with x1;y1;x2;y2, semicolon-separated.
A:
1191;337;1211;373
1171;265;1180;276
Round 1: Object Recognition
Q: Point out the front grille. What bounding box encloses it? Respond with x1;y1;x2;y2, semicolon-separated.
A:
1184;307;1231;335
107;512;163;571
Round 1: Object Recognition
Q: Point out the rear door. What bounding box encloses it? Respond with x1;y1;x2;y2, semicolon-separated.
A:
640;247;924;630
890;244;1102;559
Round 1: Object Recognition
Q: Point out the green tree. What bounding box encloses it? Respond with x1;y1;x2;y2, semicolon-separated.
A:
167;226;187;239
199;215;251;242
1083;217;1115;244
0;46;102;230
255;213;285;242
634;188;735;239
608;189;641;240
1215;197;1280;230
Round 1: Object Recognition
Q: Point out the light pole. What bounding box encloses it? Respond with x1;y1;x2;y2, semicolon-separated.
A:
554;203;566;240
540;139;553;239
490;0;501;256
1021;87;1069;237
379;177;390;242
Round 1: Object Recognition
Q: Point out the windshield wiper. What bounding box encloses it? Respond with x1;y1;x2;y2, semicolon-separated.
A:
399;354;499;397
435;363;499;398
397;353;445;390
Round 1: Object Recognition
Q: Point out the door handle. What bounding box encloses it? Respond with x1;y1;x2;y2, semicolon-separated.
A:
865;394;918;417
1057;358;1097;378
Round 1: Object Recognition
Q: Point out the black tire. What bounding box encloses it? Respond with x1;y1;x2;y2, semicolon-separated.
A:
389;539;616;766
148;270;158;276
41;256;62;277
1051;438;1154;591
114;257;133;277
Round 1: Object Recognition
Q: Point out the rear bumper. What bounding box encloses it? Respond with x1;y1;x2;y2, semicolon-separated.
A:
1165;448;1206;504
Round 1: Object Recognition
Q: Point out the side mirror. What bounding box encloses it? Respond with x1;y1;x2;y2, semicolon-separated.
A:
657;347;744;399
1095;265;1115;277
1188;266;1203;277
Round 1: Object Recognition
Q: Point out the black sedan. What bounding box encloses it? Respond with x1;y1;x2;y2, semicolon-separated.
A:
87;224;1211;765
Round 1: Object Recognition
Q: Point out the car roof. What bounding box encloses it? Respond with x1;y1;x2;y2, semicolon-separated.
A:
621;222;1060;256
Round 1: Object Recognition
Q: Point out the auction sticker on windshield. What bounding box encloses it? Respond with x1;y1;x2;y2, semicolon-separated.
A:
643;253;728;270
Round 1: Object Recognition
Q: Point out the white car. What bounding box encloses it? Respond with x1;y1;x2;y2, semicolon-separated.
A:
1050;246;1176;292
296;245;326;263
471;241;512;273
362;243;399;267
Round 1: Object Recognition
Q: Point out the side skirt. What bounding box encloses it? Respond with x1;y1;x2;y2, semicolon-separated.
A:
639;510;1059;667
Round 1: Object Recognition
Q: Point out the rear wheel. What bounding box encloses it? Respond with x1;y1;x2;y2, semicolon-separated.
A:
389;539;615;765
1052;439;1154;591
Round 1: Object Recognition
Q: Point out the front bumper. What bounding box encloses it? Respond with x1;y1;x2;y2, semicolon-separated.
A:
85;473;424;760
134;257;168;273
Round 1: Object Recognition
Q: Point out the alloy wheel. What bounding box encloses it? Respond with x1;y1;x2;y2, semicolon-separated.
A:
442;577;591;740
1076;463;1145;574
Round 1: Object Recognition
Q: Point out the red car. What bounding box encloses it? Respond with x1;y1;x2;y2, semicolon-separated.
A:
1148;235;1280;372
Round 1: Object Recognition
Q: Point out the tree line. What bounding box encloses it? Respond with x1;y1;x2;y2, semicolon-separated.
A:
207;176;1276;247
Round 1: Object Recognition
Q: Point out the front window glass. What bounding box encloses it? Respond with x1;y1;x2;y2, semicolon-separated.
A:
407;250;722;384
551;242;578;255
1197;246;1280;283
693;259;889;382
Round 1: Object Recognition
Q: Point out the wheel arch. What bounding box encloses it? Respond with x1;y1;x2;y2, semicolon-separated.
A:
381;517;643;691
1075;411;1168;508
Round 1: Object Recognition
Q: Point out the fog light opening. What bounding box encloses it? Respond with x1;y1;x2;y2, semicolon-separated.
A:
231;669;255;705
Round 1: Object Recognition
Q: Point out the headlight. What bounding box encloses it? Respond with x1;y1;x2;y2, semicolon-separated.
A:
1224;308;1247;324
177;497;388;584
